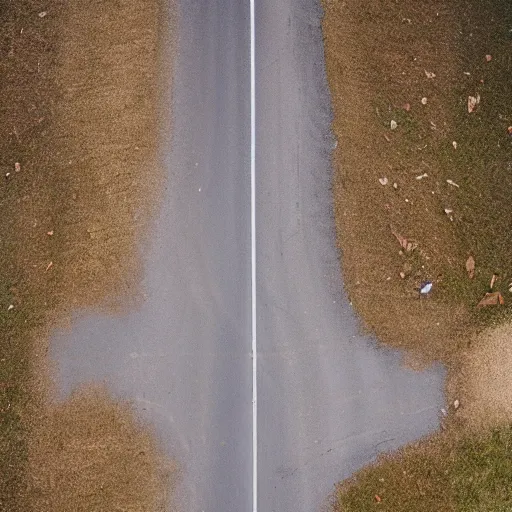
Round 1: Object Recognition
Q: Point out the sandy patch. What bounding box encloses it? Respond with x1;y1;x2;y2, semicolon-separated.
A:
450;323;512;430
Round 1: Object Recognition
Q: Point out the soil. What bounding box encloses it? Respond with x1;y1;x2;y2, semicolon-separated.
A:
0;1;174;510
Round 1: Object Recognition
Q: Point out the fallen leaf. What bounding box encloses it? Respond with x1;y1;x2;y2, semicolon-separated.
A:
38;11;47;17
391;227;417;252
454;399;460;410
379;177;388;186
477;291;504;307
468;94;480;113
424;70;436;79
416;173;428;180
485;54;492;62
446;179;460;188
14;162;21;172
45;261;53;272
421;97;428;105
375;495;382;503
490;273;498;289
47;230;54;236
466;256;475;279
508;126;512;136
403;103;411;111
452;141;458;149
390;120;398;130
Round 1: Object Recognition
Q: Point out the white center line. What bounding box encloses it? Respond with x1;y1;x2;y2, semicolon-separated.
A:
250;0;257;511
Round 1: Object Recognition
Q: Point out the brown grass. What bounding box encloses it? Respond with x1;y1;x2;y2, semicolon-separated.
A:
322;0;512;365
27;387;174;512
0;0;174;510
322;0;512;509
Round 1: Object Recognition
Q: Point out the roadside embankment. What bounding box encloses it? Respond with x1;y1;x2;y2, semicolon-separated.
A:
0;1;173;510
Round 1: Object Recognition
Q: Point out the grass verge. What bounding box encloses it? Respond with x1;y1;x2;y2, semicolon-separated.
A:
0;1;173;510
332;426;512;511
322;0;512;509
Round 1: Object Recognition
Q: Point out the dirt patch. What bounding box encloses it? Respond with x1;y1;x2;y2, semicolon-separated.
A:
449;323;512;431
322;0;512;364
0;0;174;510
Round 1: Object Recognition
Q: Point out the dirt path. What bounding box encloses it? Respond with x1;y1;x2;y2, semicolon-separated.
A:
0;1;174;510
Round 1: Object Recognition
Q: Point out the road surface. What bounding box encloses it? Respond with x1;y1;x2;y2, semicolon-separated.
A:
50;1;445;511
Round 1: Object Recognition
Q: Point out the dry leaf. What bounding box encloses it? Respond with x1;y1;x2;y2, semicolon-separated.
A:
477;291;504;307
446;179;460;188
468;94;480;113
421;97;428;105
466;256;475;279
391;227;417;252
390;120;398;130
14;162;21;172
379;177;388;186
485;54;492;62
490;274;498;289
424;70;436;79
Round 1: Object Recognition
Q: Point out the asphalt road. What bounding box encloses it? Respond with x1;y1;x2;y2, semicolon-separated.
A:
51;1;445;511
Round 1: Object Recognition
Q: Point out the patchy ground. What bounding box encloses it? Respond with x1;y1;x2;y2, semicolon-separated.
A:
0;1;173;510
322;0;512;509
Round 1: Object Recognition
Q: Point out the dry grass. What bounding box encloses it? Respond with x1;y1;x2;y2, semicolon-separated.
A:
0;1;174;510
27;387;174;512
449;324;512;431
331;426;512;512
322;0;512;509
322;0;512;364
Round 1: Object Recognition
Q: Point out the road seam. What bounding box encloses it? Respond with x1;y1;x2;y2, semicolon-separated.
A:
250;0;257;511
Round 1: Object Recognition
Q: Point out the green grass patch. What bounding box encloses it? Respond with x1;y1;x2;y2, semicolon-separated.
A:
332;427;512;512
